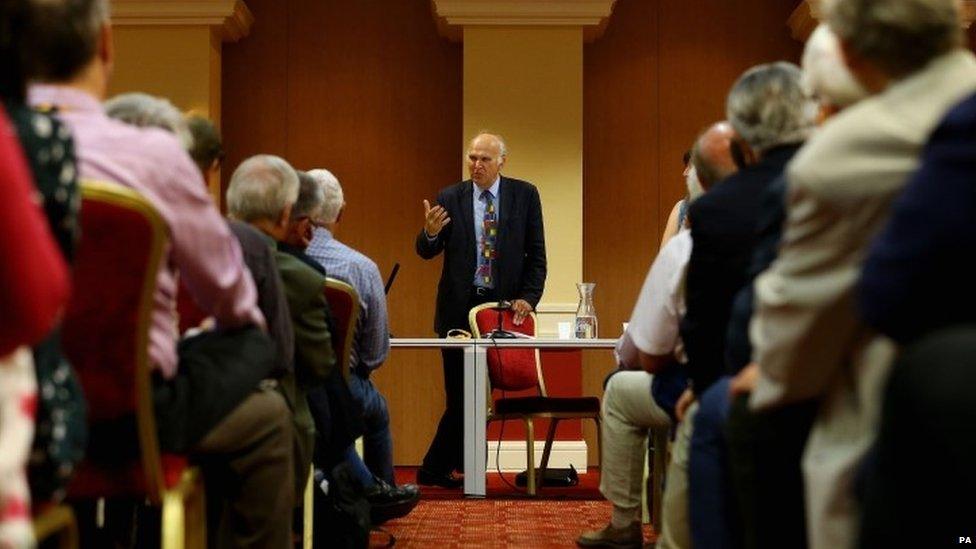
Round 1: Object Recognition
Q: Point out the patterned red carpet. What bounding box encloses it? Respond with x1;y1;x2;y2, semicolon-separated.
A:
375;468;658;548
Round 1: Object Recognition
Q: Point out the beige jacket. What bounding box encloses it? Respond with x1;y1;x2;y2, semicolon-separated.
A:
749;49;976;549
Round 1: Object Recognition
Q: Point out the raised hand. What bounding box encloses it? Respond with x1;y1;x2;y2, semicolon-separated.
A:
423;199;451;237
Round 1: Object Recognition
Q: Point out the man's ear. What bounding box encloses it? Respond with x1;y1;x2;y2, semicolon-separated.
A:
497;155;506;171
335;206;345;225
278;203;293;230
301;219;314;246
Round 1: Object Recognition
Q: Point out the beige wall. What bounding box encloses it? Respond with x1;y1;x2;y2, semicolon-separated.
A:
109;25;223;198
463;27;584;332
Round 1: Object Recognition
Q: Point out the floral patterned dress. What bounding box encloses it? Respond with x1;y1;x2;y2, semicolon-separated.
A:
6;103;87;505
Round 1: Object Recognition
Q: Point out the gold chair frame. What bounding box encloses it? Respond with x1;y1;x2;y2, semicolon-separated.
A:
469;302;602;496
78;181;206;549
33;504;79;549
324;277;362;377
299;278;361;547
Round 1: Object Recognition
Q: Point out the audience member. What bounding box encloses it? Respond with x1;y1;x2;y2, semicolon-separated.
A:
0;114;67;356
27;1;295;545
800;24;866;121
227;157;334;510
717;26;867;549
0;107;71;548
305;169;420;520
674;62;813;549
577;122;737;549
2;0;86;519
186;114;224;182
748;1;976;547
858;80;976;547
103;92;192;148
658;151;694;250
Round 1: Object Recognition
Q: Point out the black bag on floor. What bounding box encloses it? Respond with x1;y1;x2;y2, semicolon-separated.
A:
314;462;370;549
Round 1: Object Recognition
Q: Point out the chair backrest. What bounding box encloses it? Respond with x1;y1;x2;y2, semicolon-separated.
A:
469;303;545;394
61;180;169;502
324;277;361;376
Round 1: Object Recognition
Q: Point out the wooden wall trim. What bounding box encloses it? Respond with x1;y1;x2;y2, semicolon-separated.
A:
112;0;254;42
790;0;976;42
431;0;617;41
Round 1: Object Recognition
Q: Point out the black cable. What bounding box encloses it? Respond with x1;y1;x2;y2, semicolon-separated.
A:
489;331;527;496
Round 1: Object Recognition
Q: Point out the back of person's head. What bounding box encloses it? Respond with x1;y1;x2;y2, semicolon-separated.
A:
27;0;110;82
292;170;326;220
186;115;224;174
727;62;814;154
690;121;738;192
828;0;963;78
226;155;299;223
0;0;31;103
802;24;867;109
104;92;192;149
307;169;344;224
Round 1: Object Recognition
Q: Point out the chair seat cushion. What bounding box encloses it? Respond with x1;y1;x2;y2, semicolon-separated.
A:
494;396;600;415
67;453;188;498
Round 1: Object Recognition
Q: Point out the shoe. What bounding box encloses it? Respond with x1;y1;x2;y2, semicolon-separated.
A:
576;522;643;548
365;479;420;524
416;467;463;489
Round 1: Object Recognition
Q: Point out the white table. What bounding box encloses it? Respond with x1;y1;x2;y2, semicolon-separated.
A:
390;337;618;497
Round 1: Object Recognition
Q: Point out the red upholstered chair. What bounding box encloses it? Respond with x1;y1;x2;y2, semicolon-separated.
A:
295;277;359;548
61;180;205;549
324;277;361;377
469;303;602;495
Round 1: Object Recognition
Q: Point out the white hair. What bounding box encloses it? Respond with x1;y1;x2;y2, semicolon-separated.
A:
226;155;299;222
104;92;193;150
802;25;867;108
307;168;345;224
727;62;815;152
471;131;508;158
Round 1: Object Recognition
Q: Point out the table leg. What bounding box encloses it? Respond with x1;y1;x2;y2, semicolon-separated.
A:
463;343;487;497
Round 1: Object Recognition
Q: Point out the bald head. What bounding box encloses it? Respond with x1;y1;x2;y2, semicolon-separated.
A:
691;122;738;190
466;132;507;189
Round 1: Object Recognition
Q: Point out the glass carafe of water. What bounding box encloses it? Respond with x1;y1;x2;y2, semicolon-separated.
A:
575;282;598;338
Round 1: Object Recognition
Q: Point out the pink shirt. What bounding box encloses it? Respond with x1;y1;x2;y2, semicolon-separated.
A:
30;85;264;378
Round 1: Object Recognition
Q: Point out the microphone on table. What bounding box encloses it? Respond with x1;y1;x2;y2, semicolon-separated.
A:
488;300;517;339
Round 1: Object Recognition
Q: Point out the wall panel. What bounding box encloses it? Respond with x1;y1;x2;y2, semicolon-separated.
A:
224;0;803;466
223;0;462;465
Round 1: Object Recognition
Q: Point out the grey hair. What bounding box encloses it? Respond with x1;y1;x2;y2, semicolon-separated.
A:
828;0;963;77
307;168;345;224
726;62;814;153
472;131;508;158
293;170;326;220
104;92;193;149
226;155;299;222
802;25;867;108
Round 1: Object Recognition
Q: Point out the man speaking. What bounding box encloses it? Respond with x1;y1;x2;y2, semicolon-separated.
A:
415;132;547;488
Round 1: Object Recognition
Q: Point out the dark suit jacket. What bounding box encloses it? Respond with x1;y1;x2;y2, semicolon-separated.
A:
416;176;547;334
681;144;800;396
860;91;976;344
229;221;294;378
724;174;789;375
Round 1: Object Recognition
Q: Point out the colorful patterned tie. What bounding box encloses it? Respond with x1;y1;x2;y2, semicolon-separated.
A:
478;190;497;288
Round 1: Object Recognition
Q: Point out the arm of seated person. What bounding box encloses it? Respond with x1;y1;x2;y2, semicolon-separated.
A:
616;331;676;374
